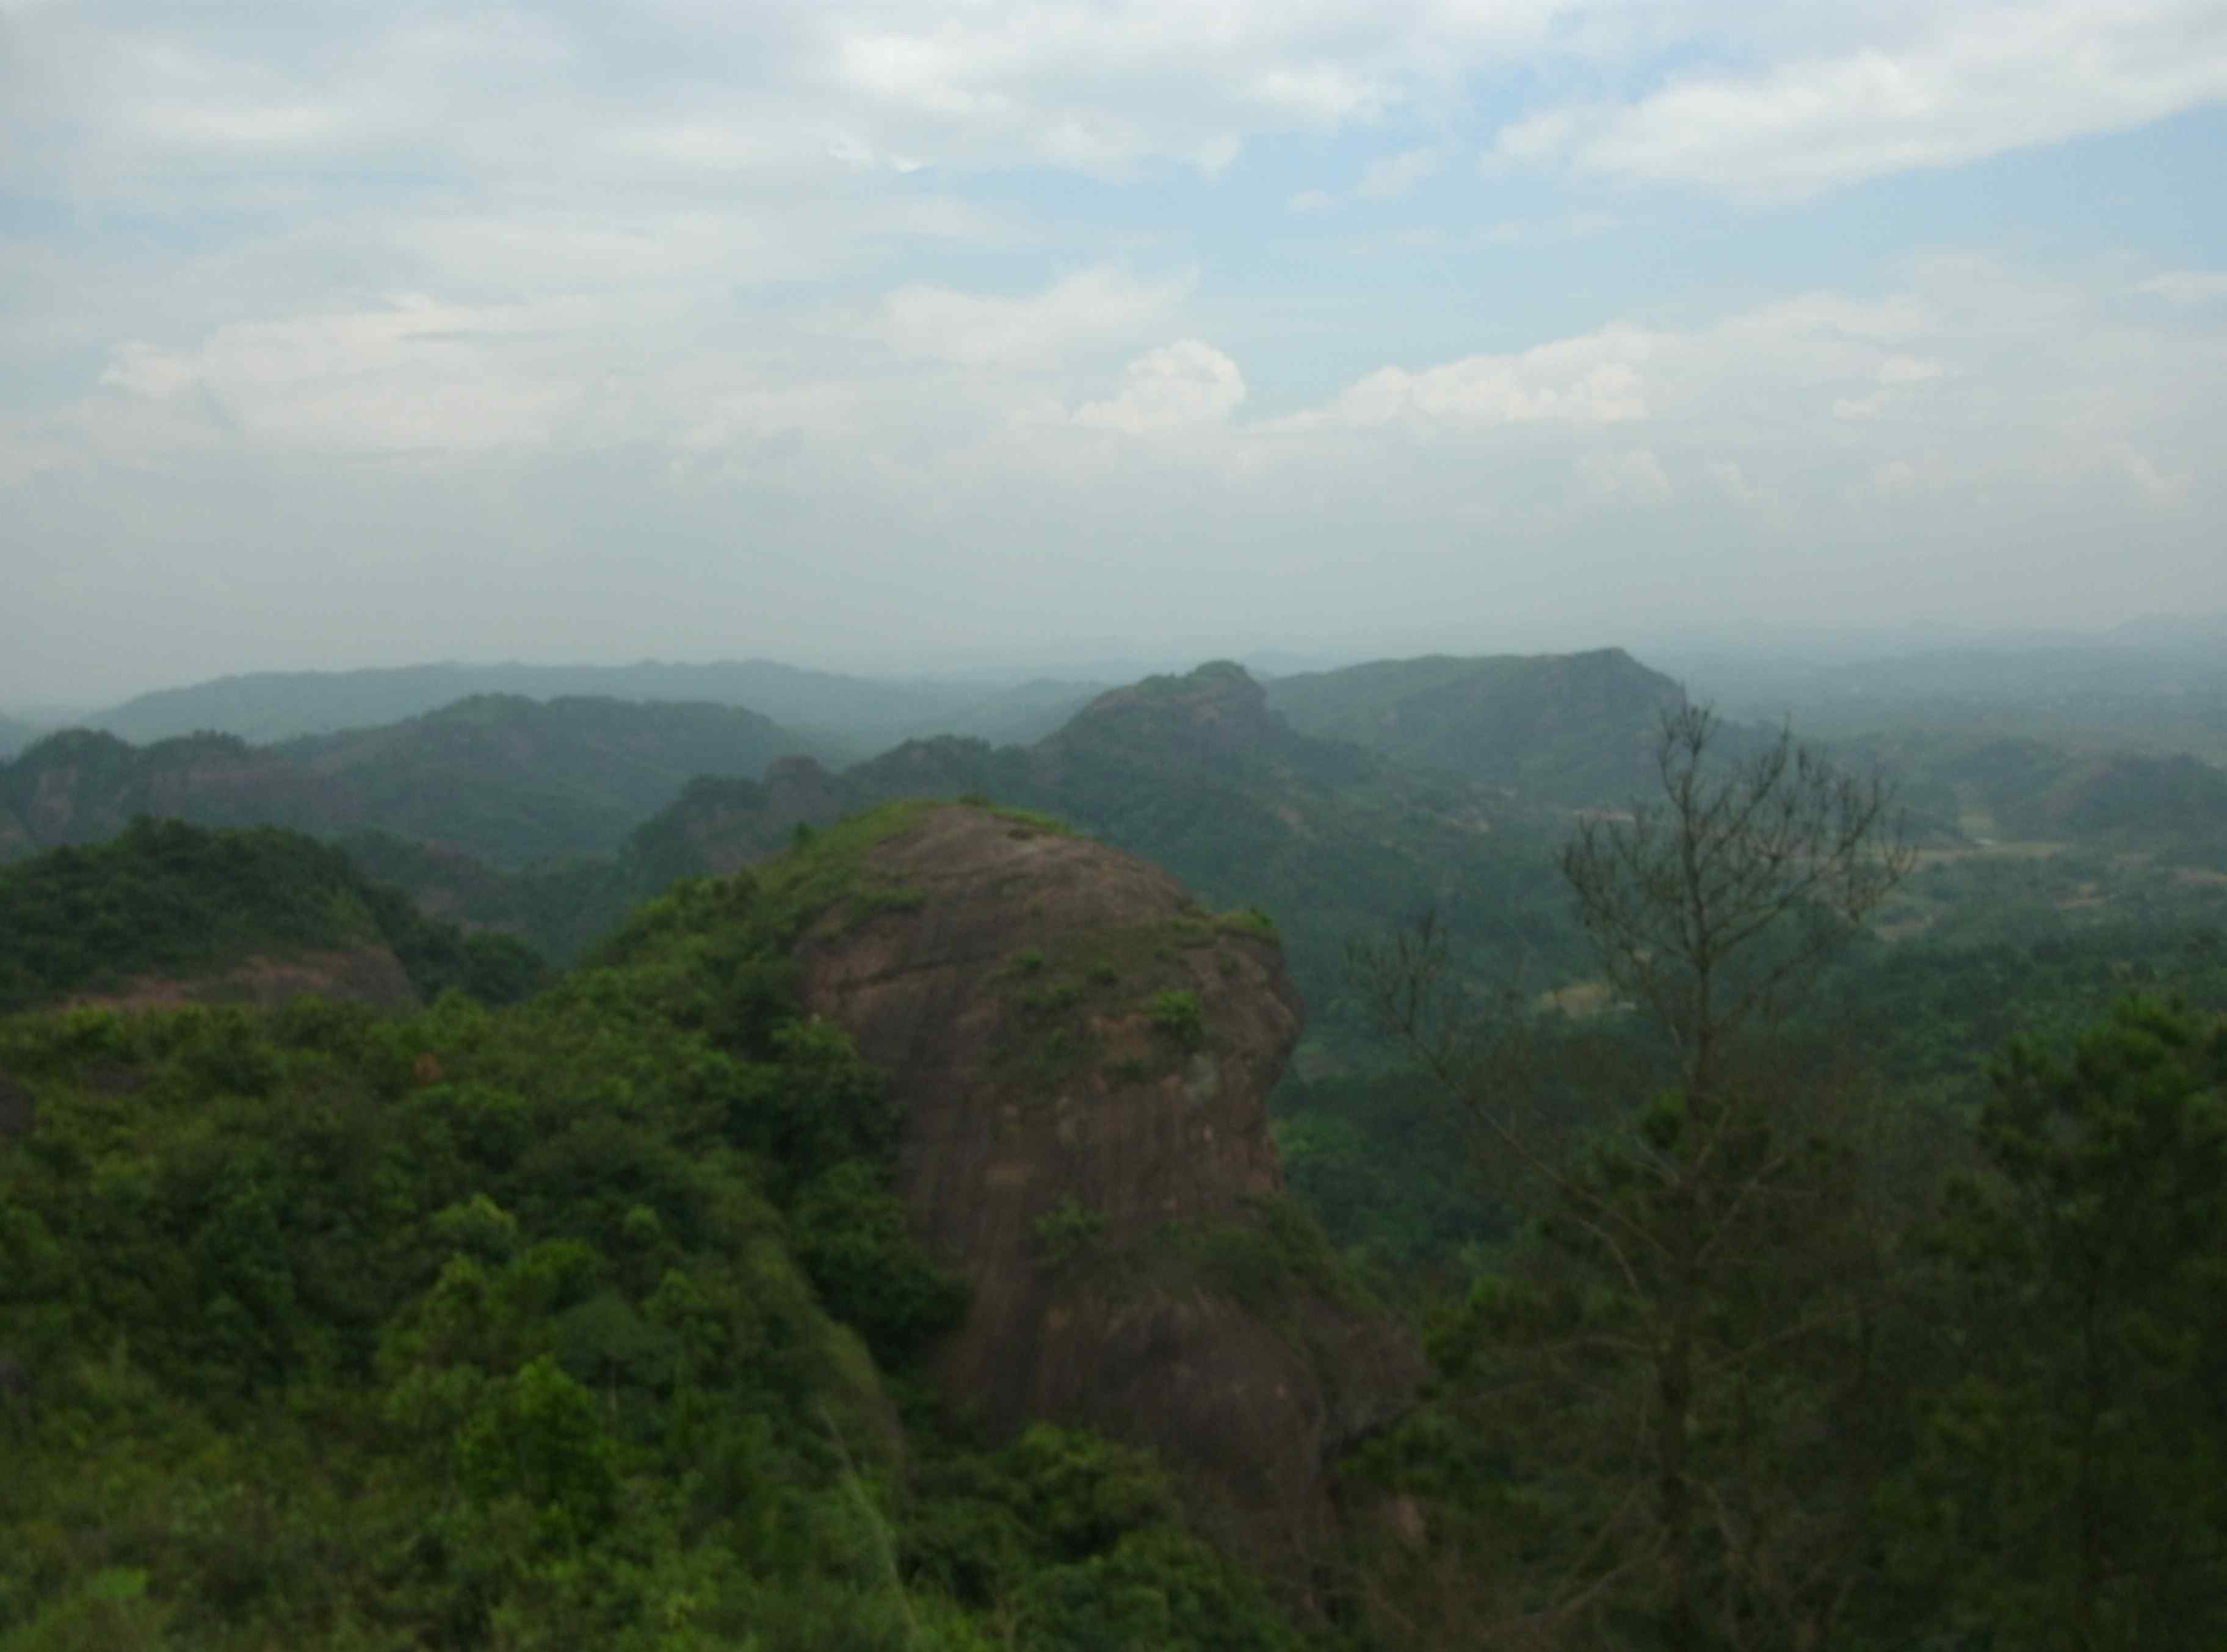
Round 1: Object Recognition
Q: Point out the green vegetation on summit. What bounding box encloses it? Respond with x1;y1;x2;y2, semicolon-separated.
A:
275;694;809;866
88;660;1105;757
617;662;1583;1052
0;818;546;1016
0;695;822;871
1264;647;1689;806
0;808;1330;1652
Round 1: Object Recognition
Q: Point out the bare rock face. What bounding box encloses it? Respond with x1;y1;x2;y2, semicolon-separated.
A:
794;804;1420;1566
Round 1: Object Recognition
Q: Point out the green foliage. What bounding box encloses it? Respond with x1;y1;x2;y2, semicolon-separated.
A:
903;1427;1299;1652
1884;998;2227;1650
1271;1071;1496;1275
1;695;828;876
456;1354;623;1546
791;1162;971;1364
1215;905;1278;940
1146;989;1206;1049
1029;1198;1107;1273
1265;647;1690;808
0;843;1306;1652
827;665;1582;1061
0;817;547;1015
274;694;815;868
1161;1196;1375;1321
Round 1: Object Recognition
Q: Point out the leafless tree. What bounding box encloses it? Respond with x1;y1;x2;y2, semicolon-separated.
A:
1355;705;1914;1651
1562;705;1911;1106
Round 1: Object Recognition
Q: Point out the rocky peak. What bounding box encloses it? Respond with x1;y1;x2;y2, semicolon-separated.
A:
790;803;1419;1571
1054;661;1284;766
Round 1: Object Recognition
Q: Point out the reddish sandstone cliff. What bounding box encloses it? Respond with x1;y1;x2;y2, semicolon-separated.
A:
792;804;1420;1565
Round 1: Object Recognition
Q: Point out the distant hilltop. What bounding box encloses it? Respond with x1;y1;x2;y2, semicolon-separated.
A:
68;659;1111;755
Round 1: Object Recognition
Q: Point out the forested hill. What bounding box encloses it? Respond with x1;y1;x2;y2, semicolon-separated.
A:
0;817;544;1015
596;662;1585;1048
0;729;331;860
323;661;1585;1047
273;695;809;865
0;695;818;869
0;803;1363;1650
88;659;1107;755
1849;730;2227;863
1262;647;1689;805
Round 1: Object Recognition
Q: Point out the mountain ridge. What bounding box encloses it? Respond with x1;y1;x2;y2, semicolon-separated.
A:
85;658;1109;755
0;694;822;869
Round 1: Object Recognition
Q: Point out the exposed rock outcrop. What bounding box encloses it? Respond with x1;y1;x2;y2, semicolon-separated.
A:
792;803;1422;1570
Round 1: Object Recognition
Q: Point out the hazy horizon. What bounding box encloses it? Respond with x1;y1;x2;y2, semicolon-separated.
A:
7;2;2223;709
12;609;2227;725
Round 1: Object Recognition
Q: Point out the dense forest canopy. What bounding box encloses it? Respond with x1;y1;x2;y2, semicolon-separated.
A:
4;643;2226;1649
0;847;1302;1650
0;817;546;1018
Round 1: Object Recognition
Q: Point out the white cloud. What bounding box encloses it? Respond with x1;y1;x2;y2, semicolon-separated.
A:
1356;146;1440;199
1863;458;1927;498
815;0;1568;172
2138;270;2227;304
1270;327;1655;433
2110;442;2189;505
89;294;598;453
1878;354;1946;385
1073;340;1248;433
876;269;1191;367
1577;446;1672;505
1496;1;2227;199
1706;459;1764;504
5;5;2227;700
8;252;2227;703
1831;351;1948;418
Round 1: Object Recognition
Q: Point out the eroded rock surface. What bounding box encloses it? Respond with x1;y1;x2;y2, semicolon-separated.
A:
794;803;1420;1566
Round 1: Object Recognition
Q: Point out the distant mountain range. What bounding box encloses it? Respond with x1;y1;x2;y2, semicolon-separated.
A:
0;694;815;868
432;660;1662;1036
210;659;1640;1036
1263;647;1689;805
74;659;1108;756
10;645;2226;1049
1849;730;2227;850
1657;636;2227;762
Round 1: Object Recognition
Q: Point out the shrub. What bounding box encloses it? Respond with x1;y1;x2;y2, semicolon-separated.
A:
1145;991;1205;1050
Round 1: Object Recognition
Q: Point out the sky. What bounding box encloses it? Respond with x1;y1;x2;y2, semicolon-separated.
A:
4;0;2225;706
